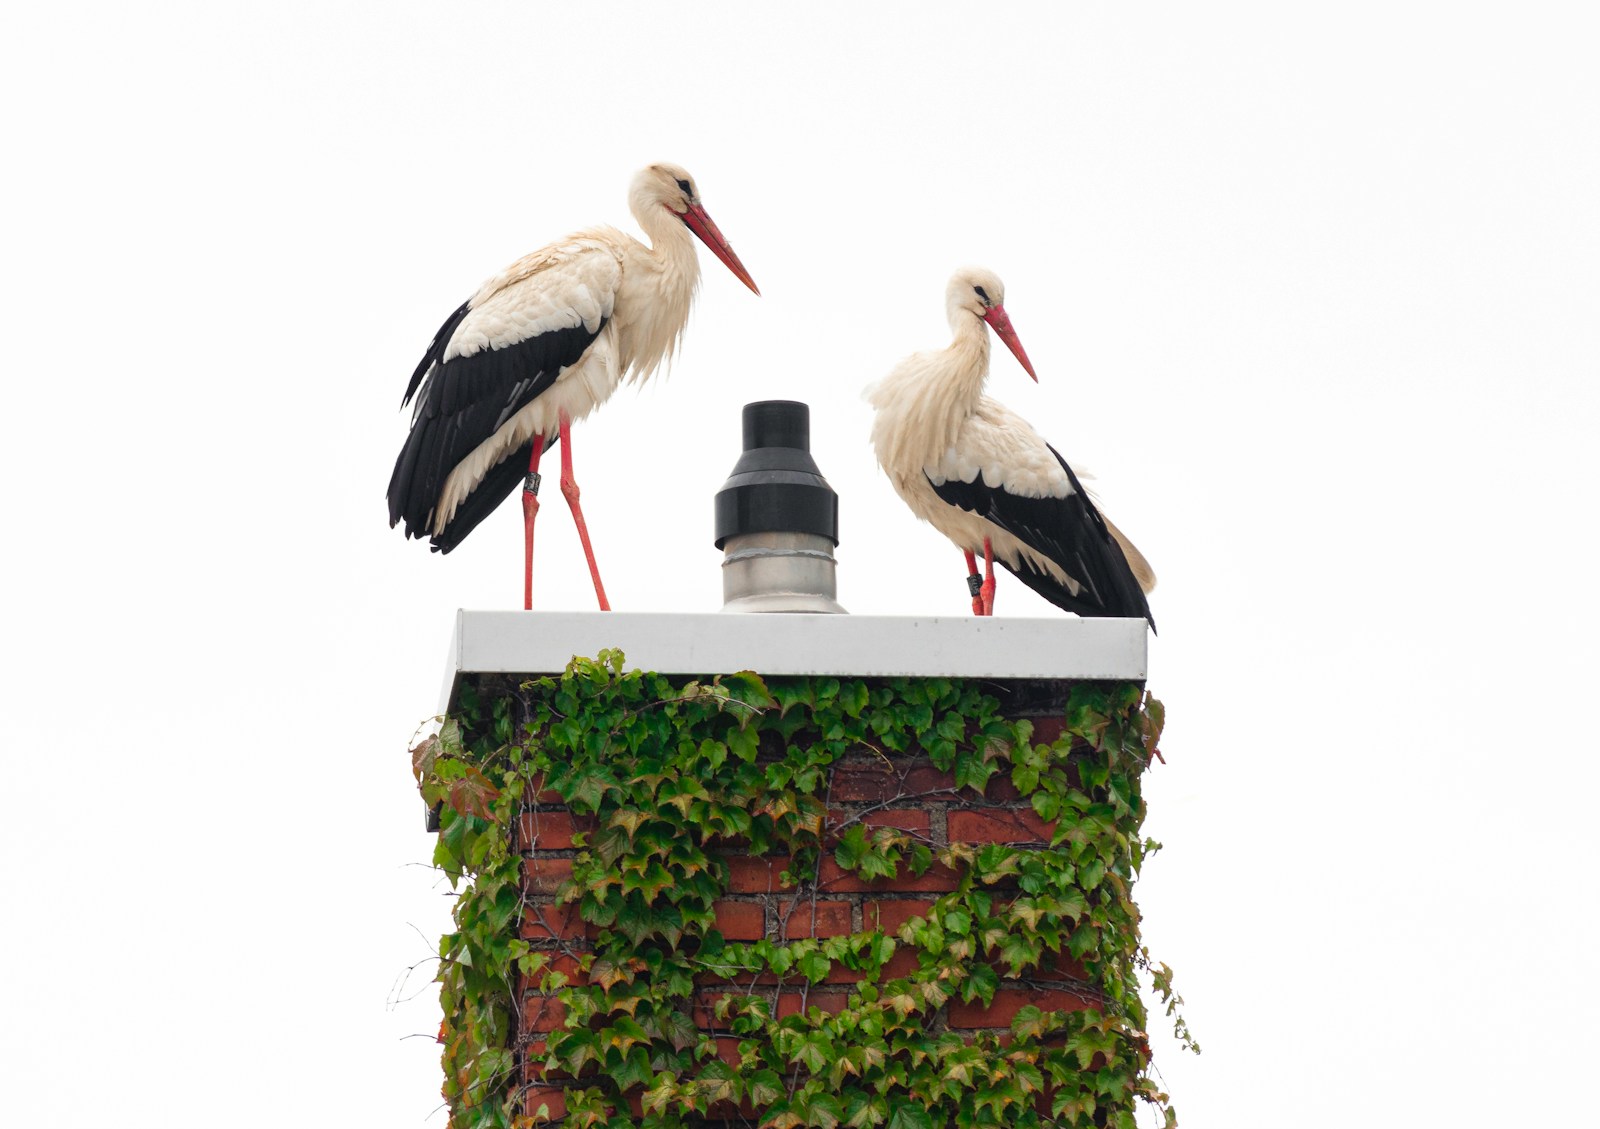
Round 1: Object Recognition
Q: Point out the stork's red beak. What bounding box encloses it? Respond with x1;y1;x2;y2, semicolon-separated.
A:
681;204;760;295
982;304;1037;381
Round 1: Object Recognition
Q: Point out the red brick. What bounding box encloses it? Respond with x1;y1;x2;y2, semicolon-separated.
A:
864;899;935;932
900;764;961;797
981;773;1025;803
871;947;920;982
523;1040;574;1082
517;810;594;850
776;988;850;1018
520;900;589;941
818;857;961;893
710;1036;744;1067
785;900;852;939
523;1041;548;1078
1028;718;1067;747
524;774;565;805
713;900;765;940
948;808;1054;845
722;854;794;893
864;808;932;834
829;762;900;802
946;987;1092;1028
523;1087;567;1120
522;995;568;1032
522;857;574;894
692;990;742;1029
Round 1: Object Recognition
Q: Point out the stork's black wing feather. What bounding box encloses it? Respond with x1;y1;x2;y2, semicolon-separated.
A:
386;309;602;551
402;301;470;408
928;446;1154;629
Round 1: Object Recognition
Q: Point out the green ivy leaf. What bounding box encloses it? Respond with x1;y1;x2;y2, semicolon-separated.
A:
845;1094;887;1128
886;1105;933;1129
1080;857;1106;890
797;949;831;983
834;824;869;871
641;1071;677;1114
721;670;775;712
954;750;997;794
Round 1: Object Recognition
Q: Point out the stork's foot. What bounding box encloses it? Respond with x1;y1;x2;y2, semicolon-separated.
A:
979;577;996;616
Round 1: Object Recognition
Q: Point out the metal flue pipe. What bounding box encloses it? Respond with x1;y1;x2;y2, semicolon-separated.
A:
714;401;846;614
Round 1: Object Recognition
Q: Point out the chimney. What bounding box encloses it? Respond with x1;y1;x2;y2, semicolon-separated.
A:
428;609;1165;1127
421;405;1173;1126
714;400;846;613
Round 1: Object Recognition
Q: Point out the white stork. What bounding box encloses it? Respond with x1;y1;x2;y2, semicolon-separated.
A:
387;162;759;609
867;267;1156;626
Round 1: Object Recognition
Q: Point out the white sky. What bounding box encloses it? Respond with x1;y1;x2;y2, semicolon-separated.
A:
3;2;1597;1125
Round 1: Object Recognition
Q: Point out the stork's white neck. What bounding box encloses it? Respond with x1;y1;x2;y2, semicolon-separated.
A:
945;314;992;405
868;314;993;475
635;197;695;254
615;202;701;382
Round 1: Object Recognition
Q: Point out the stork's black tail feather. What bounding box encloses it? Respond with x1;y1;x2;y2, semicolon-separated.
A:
1001;556;1156;633
425;433;560;554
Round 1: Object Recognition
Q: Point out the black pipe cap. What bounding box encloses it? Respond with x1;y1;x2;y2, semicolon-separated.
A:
714;401;839;549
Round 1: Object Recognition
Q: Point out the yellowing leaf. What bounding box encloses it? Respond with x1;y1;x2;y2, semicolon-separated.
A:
410;734;439;784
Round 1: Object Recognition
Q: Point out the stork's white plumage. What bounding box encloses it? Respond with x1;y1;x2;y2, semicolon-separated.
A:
867;268;1156;625
387;162;758;609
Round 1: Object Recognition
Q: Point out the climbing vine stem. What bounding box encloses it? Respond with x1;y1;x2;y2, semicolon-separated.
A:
416;651;1194;1129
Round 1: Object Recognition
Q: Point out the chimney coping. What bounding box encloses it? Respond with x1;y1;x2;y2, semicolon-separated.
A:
442;610;1146;713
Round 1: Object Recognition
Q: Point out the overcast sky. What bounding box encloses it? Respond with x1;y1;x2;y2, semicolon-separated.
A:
3;3;1597;1126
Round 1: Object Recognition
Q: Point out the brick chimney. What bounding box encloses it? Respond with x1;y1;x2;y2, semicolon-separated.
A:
436;610;1162;1125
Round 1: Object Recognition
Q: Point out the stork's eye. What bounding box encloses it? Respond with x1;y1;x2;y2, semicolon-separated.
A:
974;286;990;304
675;178;693;196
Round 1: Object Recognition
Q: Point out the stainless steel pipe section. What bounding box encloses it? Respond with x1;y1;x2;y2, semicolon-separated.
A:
720;531;846;614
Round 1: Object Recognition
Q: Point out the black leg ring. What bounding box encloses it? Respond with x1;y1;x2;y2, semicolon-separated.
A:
966;573;983;597
524;471;542;495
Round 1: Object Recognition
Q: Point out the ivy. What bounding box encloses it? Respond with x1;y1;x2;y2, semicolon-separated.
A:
417;651;1193;1129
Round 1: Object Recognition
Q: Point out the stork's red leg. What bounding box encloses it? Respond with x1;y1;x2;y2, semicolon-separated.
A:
979;537;996;616
522;436;546;611
558;413;611;611
963;549;984;616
